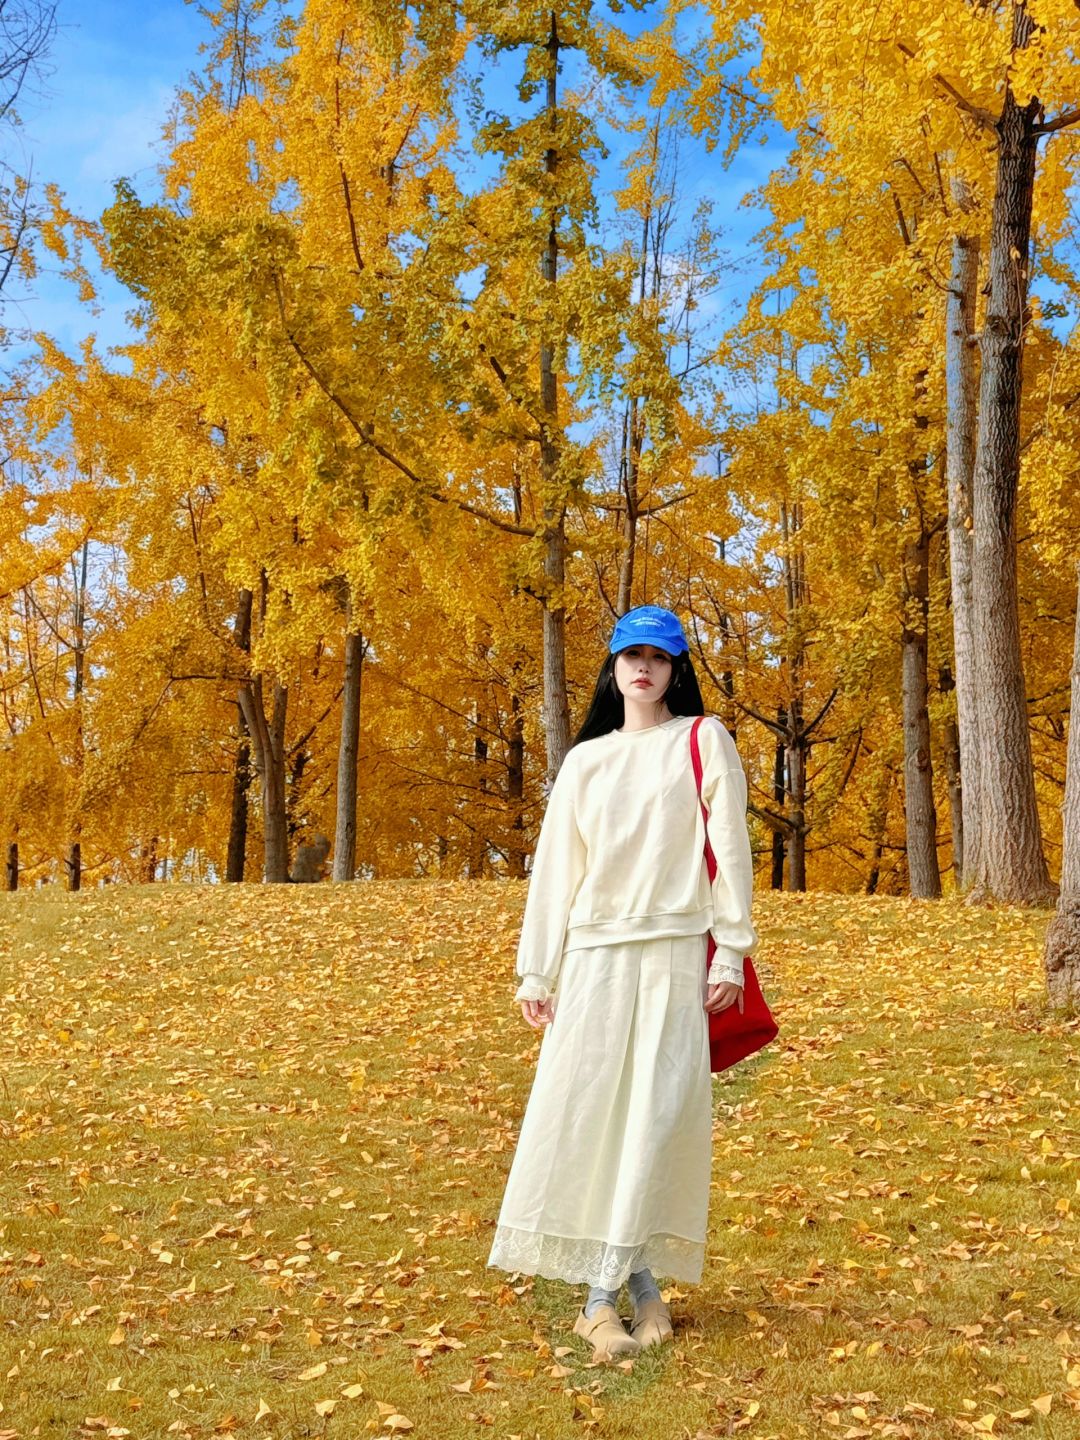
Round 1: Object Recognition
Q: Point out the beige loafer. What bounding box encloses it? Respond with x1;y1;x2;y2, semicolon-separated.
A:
629;1296;674;1347
572;1302;642;1362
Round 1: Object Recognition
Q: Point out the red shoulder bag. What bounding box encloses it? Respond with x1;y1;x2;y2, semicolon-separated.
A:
691;715;779;1072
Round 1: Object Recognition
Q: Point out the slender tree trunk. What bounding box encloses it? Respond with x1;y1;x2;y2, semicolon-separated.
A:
225;587;253;883
333;618;365;881
540;12;571;782
945;171;981;889
507;685;526;878
1044;564;1080;1005
968;4;1054;903
901;526;942;897
940;660;964;884
771;705;786;890
138;836;159;883
66;537;89;893
6;840;16;891
786;706;807;891
616;397;640;615
781;501;809;890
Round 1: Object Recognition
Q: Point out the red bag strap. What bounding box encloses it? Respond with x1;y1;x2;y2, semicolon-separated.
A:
690;716;717;883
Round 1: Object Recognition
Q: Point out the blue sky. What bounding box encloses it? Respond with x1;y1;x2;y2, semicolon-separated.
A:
7;0;794;371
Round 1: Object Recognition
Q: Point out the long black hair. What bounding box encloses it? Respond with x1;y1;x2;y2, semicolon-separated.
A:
571;647;706;747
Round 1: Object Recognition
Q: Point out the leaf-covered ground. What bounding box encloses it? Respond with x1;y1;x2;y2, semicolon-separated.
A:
1;883;1078;1440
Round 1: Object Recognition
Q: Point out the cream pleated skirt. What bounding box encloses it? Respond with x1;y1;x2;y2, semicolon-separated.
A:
486;931;713;1290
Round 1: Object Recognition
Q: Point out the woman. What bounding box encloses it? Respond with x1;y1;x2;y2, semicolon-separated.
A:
486;604;759;1362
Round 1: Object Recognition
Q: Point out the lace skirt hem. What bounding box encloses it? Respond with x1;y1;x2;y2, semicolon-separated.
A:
486;1223;705;1289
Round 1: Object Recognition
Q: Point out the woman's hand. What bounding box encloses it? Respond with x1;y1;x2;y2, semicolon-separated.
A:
704;981;744;1015
520;995;556;1029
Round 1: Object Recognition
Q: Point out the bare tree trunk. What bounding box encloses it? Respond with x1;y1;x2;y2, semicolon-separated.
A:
333;615;365;881
137;836;158;883
65;537;89;892
771;705;786;890
945;171;981;889
6;840;16;891
225;587;253;883
785;706;807;891
968;3;1054;904
901;525;942;897
781;501;809;890
939;660;964;884
1044;565;1080;1005
238;674;289;882
506;685;526;878
539;13;571;783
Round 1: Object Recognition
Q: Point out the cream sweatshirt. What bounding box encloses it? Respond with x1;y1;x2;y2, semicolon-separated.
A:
513;713;759;1003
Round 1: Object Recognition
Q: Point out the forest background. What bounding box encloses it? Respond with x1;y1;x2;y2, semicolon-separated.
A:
3;0;1080;981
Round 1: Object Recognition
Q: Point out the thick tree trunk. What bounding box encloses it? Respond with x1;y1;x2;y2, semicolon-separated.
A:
945;172;981;889
238;673;290;883
1044;565;1080;1005
225;587;253;883
967;7;1054;904
539;14;571;783
901;527;941;897
333;622;365;881
6;840;16;891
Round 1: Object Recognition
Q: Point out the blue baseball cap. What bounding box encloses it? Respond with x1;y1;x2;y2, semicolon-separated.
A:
608;604;689;656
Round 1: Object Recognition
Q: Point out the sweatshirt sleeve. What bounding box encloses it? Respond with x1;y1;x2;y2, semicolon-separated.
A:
514;751;587;997
698;717;759;986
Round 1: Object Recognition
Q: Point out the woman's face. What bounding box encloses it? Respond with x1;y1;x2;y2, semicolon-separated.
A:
614;644;674;706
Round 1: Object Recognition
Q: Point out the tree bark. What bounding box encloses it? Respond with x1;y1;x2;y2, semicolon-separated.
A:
539;12;571;783
66;536;89;893
939;659;964;885
967;3;1055;903
901;525;942;897
333;617;365;881
771;704;786;890
6;840;16;891
945;171;981;890
1044;564;1080;1005
506;685;526;878
225;587;253;883
238;669;290;883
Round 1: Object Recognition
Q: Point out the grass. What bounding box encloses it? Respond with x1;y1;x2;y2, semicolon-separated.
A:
1;881;1078;1440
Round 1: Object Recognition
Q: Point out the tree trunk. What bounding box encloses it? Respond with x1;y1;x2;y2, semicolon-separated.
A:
1044;565;1080;1005
785;708;807;891
225;587;253;883
781;501;809;890
939;660;964;885
506;685;526;878
6;840;16;891
901;526;942;897
333;620;365;881
238;672;290;882
771;704;786;890
967;4;1054;904
138;836;158;883
539;13;571;783
945;171;981;890
66;537;89;892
